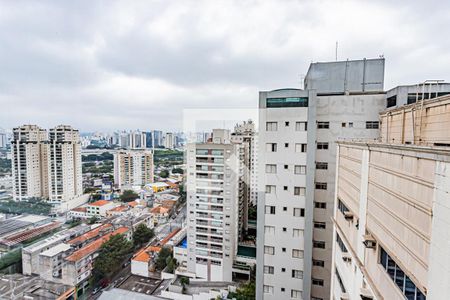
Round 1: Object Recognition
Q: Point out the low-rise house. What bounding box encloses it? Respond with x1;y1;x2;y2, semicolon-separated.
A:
86;200;117;217
67;207;89;219
146;182;169;193
106;205;129;217
67;223;113;250
150;206;169;224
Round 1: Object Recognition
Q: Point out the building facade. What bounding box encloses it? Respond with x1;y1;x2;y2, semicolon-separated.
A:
164;132;174;150
186;129;243;281
256;58;386;300
11;125;49;201
331;94;450;300
114;149;154;190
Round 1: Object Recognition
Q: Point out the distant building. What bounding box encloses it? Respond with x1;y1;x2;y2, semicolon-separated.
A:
0;128;6;149
164;132;174;149
86;200;117;217
114;149;154;190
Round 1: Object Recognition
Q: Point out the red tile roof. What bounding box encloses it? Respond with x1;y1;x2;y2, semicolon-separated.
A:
89;200;110;207
71;207;87;212
150;206;169;214
65;227;129;262
108;205;128;213
67;224;112;245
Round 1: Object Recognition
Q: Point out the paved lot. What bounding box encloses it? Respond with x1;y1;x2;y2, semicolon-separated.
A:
118;275;162;296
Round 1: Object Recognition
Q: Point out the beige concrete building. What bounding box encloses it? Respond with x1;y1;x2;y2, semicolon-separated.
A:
114;149;154;190
11;125;49;201
331;95;450;300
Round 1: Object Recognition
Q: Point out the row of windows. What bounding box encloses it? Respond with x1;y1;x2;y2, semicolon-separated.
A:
336;233;348;253
264;246;303;258
265;164;306;174
265;206;305;217
263;265;303;279
266;121;307;131
380;247;426;300
265;185;306;196
263;285;302;298
264;226;303;237
266;142;307;153
267;121;379;131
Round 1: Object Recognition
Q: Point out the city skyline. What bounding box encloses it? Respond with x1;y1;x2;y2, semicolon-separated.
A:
1;0;450;131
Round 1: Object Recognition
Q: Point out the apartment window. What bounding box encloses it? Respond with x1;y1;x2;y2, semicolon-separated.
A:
292;249;304;258
316;162;328;170
313;259;325;267
295;121;307;131
264;246;275;255
314;222;326;229
312;278;324;286
293;208;305;217
281;268;286;272
317;142;329;150
266;122;278;131
264;265;274;274
380;247;426;300
292;269;303;279
283;186;288;191
282;227;287;232
284;164;289;170
336;268;346;293
315;182;327;190
266;143;277;152
342;122;346;127
265;185;276;194
313;240;326;249
265;164;277;174
265;206;275;215
263;285;274;294
338;199;349;214
349;122;353;128
282;247;286;252
366;121;379;129
291;290;302;299
284;143;289;148
294;186;306;196
264;226;275;235
336;233;348;253
315;202;327;209
285;121;290;126
317;121;330;129
283;207;287;211
295;143;307;153
294;165;306;175
292;229;303;237
281;288;285;292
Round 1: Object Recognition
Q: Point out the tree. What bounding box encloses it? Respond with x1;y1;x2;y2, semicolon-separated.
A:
180;276;189;294
84;187;97;193
248;205;257;220
132;224;155;247
92;234;133;281
159;170;169;178
166;257;178;273
227;281;255;300
155;246;172;270
120;190;139;202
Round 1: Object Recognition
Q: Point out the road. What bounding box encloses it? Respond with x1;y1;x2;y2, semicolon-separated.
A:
86;203;186;299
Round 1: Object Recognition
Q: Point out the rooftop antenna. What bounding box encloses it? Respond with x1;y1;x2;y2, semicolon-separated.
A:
335;41;338;61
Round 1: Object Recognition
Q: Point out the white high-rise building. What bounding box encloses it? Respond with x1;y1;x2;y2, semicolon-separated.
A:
186;129;243;281
0;128;7;149
47;125;83;206
114;149;154;190
129;130;146;149
11;125;49;201
256;58;386;300
164;132;174;150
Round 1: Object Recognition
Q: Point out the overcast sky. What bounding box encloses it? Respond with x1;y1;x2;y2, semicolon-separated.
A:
0;0;449;132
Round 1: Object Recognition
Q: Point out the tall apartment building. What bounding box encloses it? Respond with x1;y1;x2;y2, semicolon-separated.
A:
48;125;83;206
11;125;49;201
129;130;146;149
164;132;174;149
231;120;258;207
256;58;386;300
186;129;243;281
331;94;450;300
114;149;154;190
0;128;7;149
12;125;86;211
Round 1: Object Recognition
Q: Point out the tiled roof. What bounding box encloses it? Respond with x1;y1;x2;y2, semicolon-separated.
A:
67;224;112;245
89;200;110;207
160;229;180;246
132;246;161;263
65;227;129;262
150;206;169;214
108;205;128;212
71;207;87;212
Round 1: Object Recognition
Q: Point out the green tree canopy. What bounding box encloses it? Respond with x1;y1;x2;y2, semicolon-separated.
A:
132;224;155;247
172;168;184;174
227;281;256;300
92;234;133;280
159;170;169;178
155;246;172;270
120;190;139;202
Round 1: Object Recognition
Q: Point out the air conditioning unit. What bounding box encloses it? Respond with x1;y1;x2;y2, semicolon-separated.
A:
360;287;374;299
342;252;352;263
363;234;376;249
344;211;354;220
340;293;350;300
